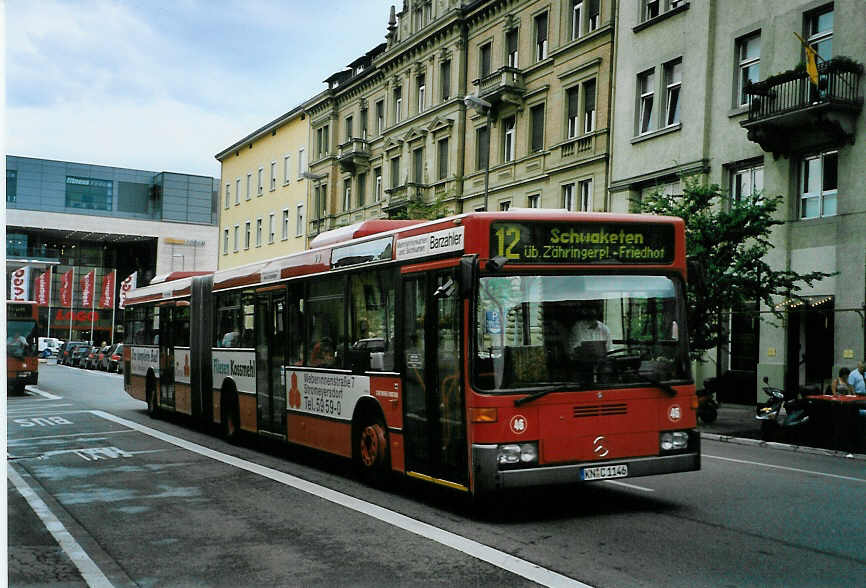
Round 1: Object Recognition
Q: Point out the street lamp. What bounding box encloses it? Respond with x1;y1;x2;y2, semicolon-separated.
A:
464;94;493;212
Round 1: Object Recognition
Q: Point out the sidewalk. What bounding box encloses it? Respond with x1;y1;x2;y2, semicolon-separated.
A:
698;402;866;459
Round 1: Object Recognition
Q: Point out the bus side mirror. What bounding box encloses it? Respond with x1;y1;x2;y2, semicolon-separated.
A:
459;254;478;299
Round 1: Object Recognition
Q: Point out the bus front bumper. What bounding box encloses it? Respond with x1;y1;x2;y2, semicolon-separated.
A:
472;441;700;496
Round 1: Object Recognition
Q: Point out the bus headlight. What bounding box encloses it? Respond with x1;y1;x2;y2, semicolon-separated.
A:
497;442;538;468
660;431;690;452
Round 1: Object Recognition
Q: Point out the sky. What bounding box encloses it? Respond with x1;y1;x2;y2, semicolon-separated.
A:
4;0;396;178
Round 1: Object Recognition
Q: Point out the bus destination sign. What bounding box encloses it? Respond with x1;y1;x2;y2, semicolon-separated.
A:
490;222;675;264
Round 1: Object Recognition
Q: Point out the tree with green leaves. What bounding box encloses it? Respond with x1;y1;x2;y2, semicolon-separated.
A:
389;193;452;220
638;177;833;361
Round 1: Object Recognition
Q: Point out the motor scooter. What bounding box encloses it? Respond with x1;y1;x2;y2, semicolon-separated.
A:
696;376;720;423
755;376;811;441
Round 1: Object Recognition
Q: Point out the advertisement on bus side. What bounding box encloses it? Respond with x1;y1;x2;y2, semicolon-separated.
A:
174;348;191;385
285;369;370;420
130;346;159;377
212;349;255;395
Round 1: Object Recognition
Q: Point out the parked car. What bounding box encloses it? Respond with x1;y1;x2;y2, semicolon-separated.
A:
83;346;102;369
71;345;93;368
38;337;62;358
58;341;87;365
104;343;124;373
94;345;111;370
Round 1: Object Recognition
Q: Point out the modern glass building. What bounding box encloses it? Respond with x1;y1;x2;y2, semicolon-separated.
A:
6;155;219;342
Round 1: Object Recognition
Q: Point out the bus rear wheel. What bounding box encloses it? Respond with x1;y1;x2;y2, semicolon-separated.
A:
222;392;240;443
146;375;159;419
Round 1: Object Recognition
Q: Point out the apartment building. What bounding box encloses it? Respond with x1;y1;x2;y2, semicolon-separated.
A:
303;0;614;236
609;0;865;400
215;104;311;269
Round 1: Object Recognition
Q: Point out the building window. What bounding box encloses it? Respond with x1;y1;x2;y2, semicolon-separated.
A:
270;162;277;191
643;0;660;21
224;184;230;209
345;116;353;141
571;1;583;40
530;103;545;152
588;0;600;31
503;116;516;163
417;74;426;113
567;86;579;138
223;228;229;254
391;156;401;188
731;164;764;202
476;125;490;170
440;60;451;101
376;100;385;134
257;168;264;195
534;12;547;61
413;4;422;31
268;213;275;243
246;174;252;200
801;151;837;219
296;204;305;237
527;194;540;208
360;108;368;139
664;59;681;127
583;79;596;133
314;185;327;219
736;33;760;108
374;167;382;202
438;138;449;180
394;86;403;124
244;221;251;250
233;225;239;252
806;5;833;62
256;218;263;247
499;200;511;211
317;125;329;157
282;208;290;240
562;183;575;211
235;179;241;205
638;69;655;135
534;11;548;61
343;179;351;211
480;42;492;77
413;147;424;183
6;169;17;203
297;148;305;179
283;155;291;184
506;29;518;68
357;173;367;207
579;179;593;211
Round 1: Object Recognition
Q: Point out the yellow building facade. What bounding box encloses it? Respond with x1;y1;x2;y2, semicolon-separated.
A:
215;105;311;269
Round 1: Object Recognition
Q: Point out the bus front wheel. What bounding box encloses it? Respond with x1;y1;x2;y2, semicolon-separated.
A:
222;391;240;443
146;375;159;418
356;417;390;484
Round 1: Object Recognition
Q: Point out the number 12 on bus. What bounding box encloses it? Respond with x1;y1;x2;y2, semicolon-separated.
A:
123;211;698;498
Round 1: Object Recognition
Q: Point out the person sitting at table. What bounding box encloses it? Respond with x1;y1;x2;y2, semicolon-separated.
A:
846;362;866;395
830;367;851;395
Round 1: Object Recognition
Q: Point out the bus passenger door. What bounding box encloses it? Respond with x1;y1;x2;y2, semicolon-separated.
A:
402;270;467;487
158;305;176;410
255;290;287;436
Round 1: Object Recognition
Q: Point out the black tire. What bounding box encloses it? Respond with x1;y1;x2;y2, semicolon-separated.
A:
146;375;160;419
760;419;776;441
698;404;718;424
222;391;240;443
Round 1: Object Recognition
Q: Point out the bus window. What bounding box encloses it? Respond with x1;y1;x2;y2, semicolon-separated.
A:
348;269;395;373
287;284;305;366
307;276;345;368
146;305;160;345
240;293;255;348
215;292;241;347
175;306;190;346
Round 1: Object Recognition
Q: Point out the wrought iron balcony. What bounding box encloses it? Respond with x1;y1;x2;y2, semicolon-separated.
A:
383;183;425;216
474;66;526;108
741;58;863;156
337;138;371;174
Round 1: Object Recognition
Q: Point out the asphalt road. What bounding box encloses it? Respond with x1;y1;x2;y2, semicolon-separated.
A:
7;363;866;587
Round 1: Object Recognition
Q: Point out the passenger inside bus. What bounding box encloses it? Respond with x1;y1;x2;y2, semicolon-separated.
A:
310;337;335;367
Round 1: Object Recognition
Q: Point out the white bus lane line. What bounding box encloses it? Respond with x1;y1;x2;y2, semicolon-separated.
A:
8;430;135;443
25;386;63;399
92;410;591;588
704;454;866;484
8;465;113;588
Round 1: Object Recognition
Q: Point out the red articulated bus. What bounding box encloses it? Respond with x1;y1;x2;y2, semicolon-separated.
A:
7;300;40;393
123;211;699;496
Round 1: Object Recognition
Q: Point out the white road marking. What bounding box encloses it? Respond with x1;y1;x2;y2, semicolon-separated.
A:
603;480;654;492
8;430;134;443
704;454;866;483
92;410;591;588
8;403;75;413
25;386;63;399
8;464;113;587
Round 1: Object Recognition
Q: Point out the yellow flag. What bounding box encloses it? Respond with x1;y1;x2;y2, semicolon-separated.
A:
794;32;819;87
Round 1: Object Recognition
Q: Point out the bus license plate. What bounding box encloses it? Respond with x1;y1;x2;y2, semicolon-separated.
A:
17;371;31;378
581;464;628;481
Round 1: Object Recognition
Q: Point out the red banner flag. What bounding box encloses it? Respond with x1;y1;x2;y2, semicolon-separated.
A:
34;269;52;305
80;270;95;308
10;265;32;301
99;271;116;309
60;269;74;306
118;271;137;310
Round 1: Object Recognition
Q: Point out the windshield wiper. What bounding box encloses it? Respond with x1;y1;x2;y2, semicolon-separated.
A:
514;385;567;407
627;370;677;397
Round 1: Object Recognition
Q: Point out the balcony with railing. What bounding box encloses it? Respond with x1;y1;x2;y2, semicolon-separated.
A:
337;138;371;174
741;58;863;156
474;66;526;108
383;182;426;216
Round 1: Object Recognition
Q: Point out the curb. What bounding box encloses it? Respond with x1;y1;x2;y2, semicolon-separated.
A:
700;432;866;461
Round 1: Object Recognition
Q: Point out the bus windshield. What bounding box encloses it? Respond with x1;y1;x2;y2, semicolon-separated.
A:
7;320;37;359
474;274;688;392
